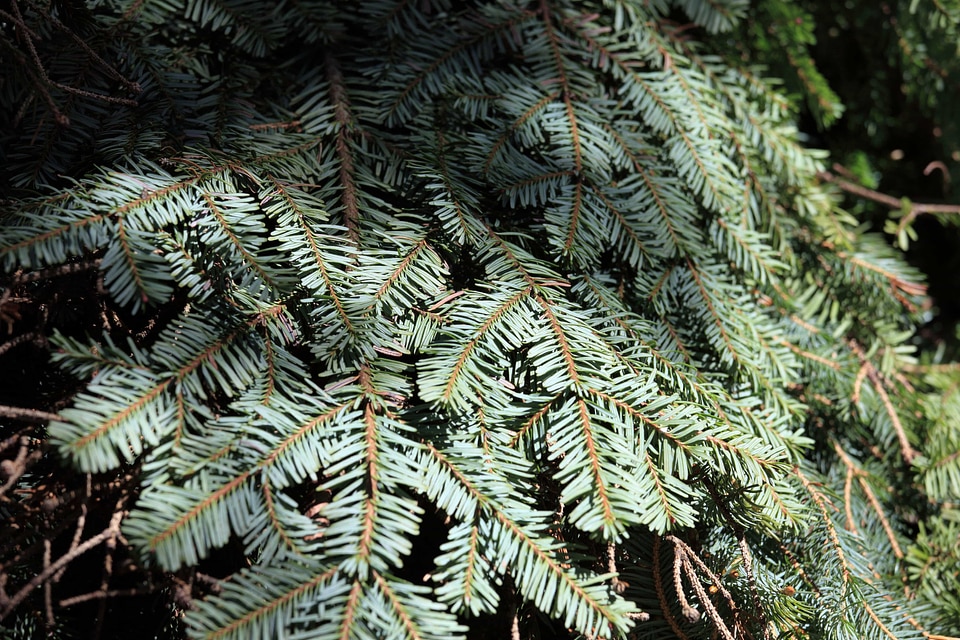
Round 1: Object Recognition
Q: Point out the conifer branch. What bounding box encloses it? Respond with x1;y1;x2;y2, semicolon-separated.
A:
652;535;690;638
3;1;954;636
794;466;851;586
685;258;741;364
325;54;359;244
485;92;559;174
847;340;918;464
439;286;532;403
374;571;427;640
339;580;364;640
202;567;339;640
539;0;584;174
831;441;904;560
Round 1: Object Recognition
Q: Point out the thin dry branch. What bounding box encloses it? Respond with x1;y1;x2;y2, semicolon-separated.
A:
0;332;43;356
0;508;124;620
6;0;140;122
10;259;101;285
54;475;92;583
606;543;622;591
819;165;960;235
0;436;43;498
59;587;151;608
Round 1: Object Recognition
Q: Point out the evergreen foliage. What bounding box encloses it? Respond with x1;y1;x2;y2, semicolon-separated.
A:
1;1;959;639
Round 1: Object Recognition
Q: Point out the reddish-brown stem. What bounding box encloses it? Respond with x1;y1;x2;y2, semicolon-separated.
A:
819;166;960;236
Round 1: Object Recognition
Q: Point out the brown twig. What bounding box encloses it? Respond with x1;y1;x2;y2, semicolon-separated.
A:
607;542;627;594
667;536;737;609
5;0;140;131
819;166;960;236
59;587;150;608
45;12;140;95
831;442;905;562
42;541;53;628
924;161;951;192
0;437;43;497
0;432;27;454
0;508;124;620
10;0;139;108
54;474;91;583
0;332;44;356
902;361;960;374
672;543;698;623
0;405;61;423
668;535;753;640
93;498;124;640
10;260;102;285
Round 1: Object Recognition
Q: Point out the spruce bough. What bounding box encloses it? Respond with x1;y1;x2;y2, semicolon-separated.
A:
1;1;958;638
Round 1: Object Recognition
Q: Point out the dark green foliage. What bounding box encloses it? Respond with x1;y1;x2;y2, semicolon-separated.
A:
1;1;959;639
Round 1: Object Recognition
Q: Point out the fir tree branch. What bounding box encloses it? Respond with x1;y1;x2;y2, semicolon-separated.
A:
201;567;339;640
793;466;851;587
847;340;918;465
485;92;559;174
653;535;691;639
325;53;359;244
338;580;364;640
